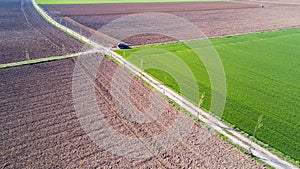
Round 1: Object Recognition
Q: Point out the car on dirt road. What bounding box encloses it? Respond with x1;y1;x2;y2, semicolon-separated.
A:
118;42;130;49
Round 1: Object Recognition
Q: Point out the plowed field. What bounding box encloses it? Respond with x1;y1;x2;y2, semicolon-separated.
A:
42;1;300;45
0;57;265;168
0;0;83;64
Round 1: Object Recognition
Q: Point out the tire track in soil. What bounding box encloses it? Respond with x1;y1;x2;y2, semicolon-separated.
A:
0;0;84;64
20;0;61;51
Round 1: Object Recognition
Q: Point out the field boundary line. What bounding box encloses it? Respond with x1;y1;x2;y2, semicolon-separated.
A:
32;0;299;168
0;49;98;69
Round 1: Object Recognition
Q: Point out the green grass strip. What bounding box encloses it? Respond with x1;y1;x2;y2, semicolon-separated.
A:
0;54;77;69
115;27;300;163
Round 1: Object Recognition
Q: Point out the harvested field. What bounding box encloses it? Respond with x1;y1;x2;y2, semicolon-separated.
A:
0;0;83;64
0;57;265;168
42;1;300;45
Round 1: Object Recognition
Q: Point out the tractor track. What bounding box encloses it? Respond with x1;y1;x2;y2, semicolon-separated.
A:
0;0;83;64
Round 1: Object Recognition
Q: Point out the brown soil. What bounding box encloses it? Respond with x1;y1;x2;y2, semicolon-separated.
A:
1;1;292;168
42;1;259;16
0;0;83;64
42;1;300;45
0;58;265;168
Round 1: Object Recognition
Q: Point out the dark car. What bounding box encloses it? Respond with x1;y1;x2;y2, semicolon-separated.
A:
118;42;130;49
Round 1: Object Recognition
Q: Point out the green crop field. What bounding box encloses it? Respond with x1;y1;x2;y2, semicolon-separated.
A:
116;28;300;162
36;0;217;4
